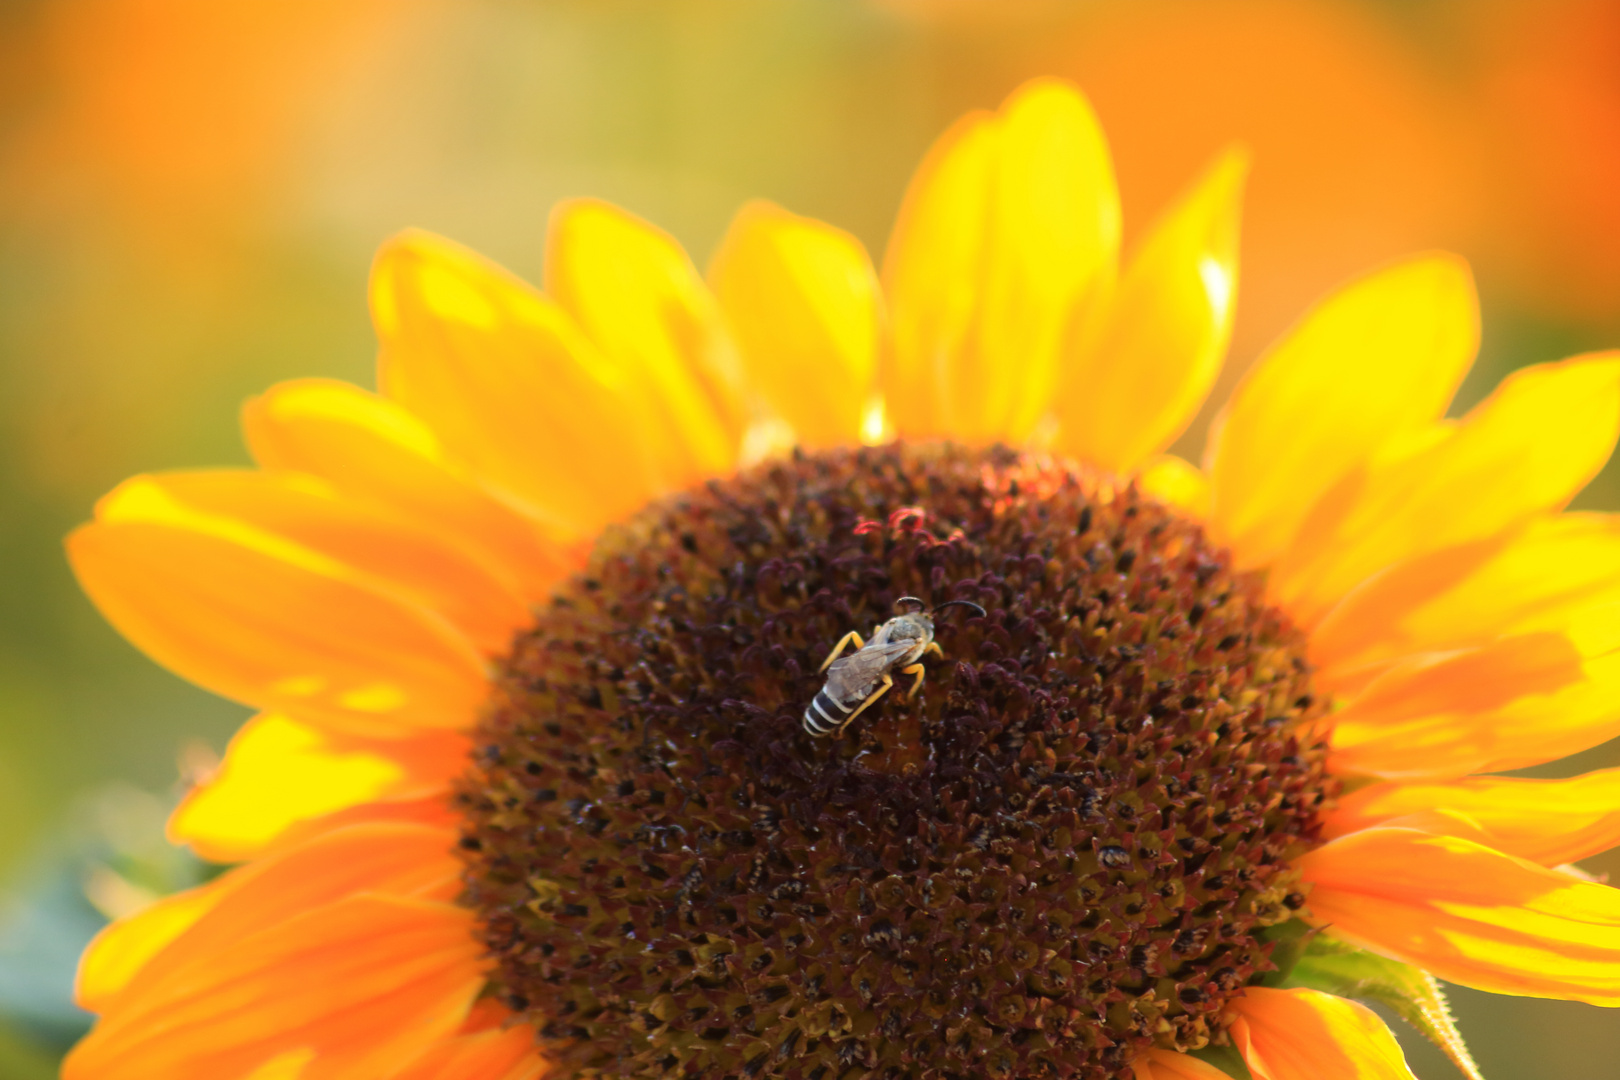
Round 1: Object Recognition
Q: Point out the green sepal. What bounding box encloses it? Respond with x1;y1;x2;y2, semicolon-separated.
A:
1282;932;1484;1080
1255;918;1319;987
1187;1043;1254;1080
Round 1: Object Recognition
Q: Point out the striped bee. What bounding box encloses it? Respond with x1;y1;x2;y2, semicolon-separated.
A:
802;597;985;738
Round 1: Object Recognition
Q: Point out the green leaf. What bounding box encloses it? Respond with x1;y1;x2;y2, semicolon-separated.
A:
1188;1043;1253;1080
1283;932;1483;1080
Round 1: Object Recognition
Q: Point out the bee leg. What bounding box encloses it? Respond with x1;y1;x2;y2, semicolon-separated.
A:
923;642;943;660
836;674;893;736
819;630;866;673
901;662;926;700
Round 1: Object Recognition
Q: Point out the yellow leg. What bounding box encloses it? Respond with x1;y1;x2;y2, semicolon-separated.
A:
901;662;926;700
923;642;943;660
836;674;893;735
819;630;865;673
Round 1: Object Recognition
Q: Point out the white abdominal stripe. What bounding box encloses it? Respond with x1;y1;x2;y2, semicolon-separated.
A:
803;690;854;736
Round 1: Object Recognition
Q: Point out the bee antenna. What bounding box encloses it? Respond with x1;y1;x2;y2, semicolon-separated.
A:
931;599;987;619
892;596;928;614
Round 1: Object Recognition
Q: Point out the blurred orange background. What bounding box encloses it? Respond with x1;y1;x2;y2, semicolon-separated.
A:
1;1;1617;1075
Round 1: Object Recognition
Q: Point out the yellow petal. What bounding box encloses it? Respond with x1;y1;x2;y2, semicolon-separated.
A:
1330;607;1620;778
1054;148;1246;474
1271;352;1620;628
1227;987;1417;1080
130;470;530;657
882;77;1120;443
545;199;744;485
1299;827;1620;1004
372;229;670;539
1131;1048;1235;1080
1207;255;1478;570
65;895;481;1080
68;478;488;737
1138;455;1210;519
1329;768;1620;866
168;713;465;862
1312;512;1620;690
244;378;577;603
708;200;882;449
77;822;460;1015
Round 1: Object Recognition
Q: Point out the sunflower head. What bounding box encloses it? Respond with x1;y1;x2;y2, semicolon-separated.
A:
461;444;1331;1080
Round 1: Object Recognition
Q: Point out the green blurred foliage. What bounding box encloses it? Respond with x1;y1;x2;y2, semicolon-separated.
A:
1;0;1618;1075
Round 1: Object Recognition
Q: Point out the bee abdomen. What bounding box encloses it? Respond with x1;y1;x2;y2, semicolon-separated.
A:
803;689;854;736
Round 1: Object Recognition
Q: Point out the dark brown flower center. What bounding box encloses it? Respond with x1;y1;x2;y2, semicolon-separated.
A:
458;444;1332;1080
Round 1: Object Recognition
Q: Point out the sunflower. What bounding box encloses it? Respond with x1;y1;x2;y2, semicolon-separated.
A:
62;78;1620;1080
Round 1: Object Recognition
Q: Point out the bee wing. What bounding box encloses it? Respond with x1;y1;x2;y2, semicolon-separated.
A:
825;640;915;695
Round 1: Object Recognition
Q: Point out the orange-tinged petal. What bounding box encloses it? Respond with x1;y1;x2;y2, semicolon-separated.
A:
1329;606;1620;778
545;199;743;485
267;796;460;855
131;470;529;656
64;894;482;1080
1271;353;1620;627
1138;455;1210;519
1327;631;1585;779
246;1049;314;1079
882;78;1120;444
372;229;668;539
1328;768;1620;866
76;886;222;1016
77;822;459;1014
391;1024;545;1080
1227;987;1417;1080
1299;827;1620;1004
1054;149;1246;474
1206;255;1478;570
68;481;488;737
244;378;577;603
168;713;466;862
1313;512;1620;689
1131;1048;1235;1080
708;200;882;449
